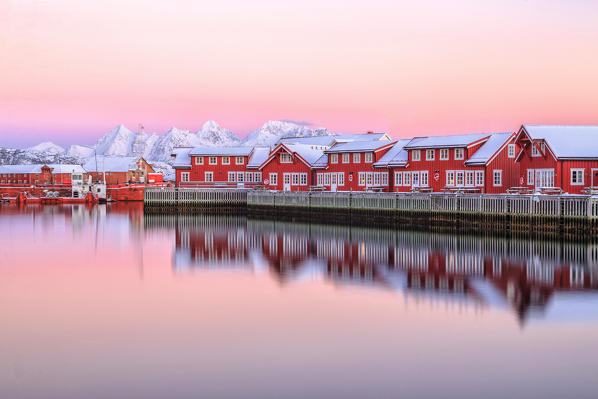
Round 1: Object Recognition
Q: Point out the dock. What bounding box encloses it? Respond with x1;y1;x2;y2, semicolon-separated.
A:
143;188;598;237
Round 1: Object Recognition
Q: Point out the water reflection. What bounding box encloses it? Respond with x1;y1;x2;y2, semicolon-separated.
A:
135;211;598;326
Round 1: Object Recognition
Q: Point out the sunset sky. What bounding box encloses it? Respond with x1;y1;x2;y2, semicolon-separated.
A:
1;0;598;147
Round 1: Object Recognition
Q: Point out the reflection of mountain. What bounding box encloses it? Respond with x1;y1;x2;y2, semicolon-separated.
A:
146;213;598;325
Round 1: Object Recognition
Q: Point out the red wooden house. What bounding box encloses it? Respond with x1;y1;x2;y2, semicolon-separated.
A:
375;132;517;193
0;164;86;185
173;146;269;188
513;125;598;194
259;143;324;191
83;156;156;185
313;140;397;191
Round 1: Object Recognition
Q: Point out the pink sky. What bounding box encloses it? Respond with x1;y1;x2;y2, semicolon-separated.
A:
1;0;598;147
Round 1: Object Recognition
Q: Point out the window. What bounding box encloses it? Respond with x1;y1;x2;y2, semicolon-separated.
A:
181;172;190;182
421;171;429;186
365;153;373;163
292;173;299;185
317;173;323;186
446;171;455;186
404;172;411;186
508;144;516;158
527;169;534;185
531;141;545;157
358;172;365;186
237;172;244;183
269;173;277;185
493;170;502;186
283;173;291;185
228;172;236;182
439;149;449;160
454;148;464;160
195;157;203;165
324;173;331;185
394;171;403;186
571;169;584;185
353;153;361;163
300;173;307;185
412;172;419;187
222;156;230;165
456;171;464;186
255;172;262;182
373;172;380;186
412;150;421;161
280;153;292;163
475;171;484;186
426;150;435;161
365;172;372;186
342;153;350;163
330;154;338;164
208;156;217;165
381;172;388;186
236;156;244;165
246;172;253;183
338;172;344;186
465;171;474;186
331;173;337;186
205;172;213;182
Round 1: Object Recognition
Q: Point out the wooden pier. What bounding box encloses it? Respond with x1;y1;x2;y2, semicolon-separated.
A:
143;188;598;237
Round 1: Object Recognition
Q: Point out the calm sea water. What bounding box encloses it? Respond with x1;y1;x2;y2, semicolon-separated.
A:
1;203;597;399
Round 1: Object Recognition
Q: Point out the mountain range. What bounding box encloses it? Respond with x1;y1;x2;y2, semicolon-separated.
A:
0;120;335;180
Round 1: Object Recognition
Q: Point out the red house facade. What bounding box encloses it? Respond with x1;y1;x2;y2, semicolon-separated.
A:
0;164;85;185
259;143;323;191
514;125;598;194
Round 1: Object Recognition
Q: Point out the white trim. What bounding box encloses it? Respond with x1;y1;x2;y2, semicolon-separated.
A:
571;168;585;186
493;170;502;187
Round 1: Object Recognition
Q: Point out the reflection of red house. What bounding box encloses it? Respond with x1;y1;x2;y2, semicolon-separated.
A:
514;125;598;194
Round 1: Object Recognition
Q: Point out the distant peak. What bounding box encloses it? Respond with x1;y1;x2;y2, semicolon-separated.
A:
201;120;220;129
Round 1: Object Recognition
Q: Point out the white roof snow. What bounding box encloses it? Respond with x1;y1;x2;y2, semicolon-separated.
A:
82;156;140;172
247;146;271;168
404;133;491;149
0;164;85;174
283;143;326;166
465;133;512;165
278;136;336;146
313;154;328;168
325;140;396;153
333;133;390;142
524;125;598;159
277;132;389;146
189;146;252;156
372;139;415;167
171;147;192;169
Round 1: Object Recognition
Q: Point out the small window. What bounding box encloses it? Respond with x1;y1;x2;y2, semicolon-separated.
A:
420;171;428;186
527;169;534;185
353;153;361;163
366;172;373;186
475;171;484;186
292;173;299;185
342;153;350;163
237;172;244;183
280;153;292;163
531;141;544;157
412;150;421;161
493;170;502;187
571;169;585;185
394;171;402;186
446;171;455;186
365;153;373;163
404;172;411;186
465;171;474;186
454;148;464;160
228;172;236;182
317;173;323;186
456;171;464;186
269;173;277;185
255;172;262;182
426;150;435;161
236;156;244;165
358;172;365;186
181;172;190;182
300;173;307;185
195;157;204;165
439;149;449;160
205;172;213;182
508;144;516;158
222;156;230;165
209;156;217;165
246;172;253;183
338;172;344;186
381;172;388;186
283;173;291;185
324;173;331;185
330;154;338;164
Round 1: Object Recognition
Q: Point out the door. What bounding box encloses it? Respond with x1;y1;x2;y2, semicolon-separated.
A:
412;172;419;188
331;173;337;192
283;173;291;191
592;169;598;187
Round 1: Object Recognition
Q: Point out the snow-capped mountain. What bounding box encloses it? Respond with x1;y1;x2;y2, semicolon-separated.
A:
0;120;336;180
27;141;65;155
242;120;333;147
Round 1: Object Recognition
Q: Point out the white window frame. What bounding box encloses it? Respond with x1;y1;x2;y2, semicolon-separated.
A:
454;148;464;160
195;156;203;165
358;172;365;186
439;149;449;160
330;153;338;164
283;173;291;185
412;171;420;187
205;172;213;182
269;173;277;186
365;153;373;163
475;171;484;187
493;170;502;187
394;171;403;186
342;153;350;164
237;172;244;183
181;172;190;182
404;172;411;186
338;172;344;186
527;169;534;185
280;153;292;163
317;173;323;186
292;173;299;185
373;172;380;186
508;144;516;158
300;173;307;186
222;156;230;165
255;172;262;182
236;156;244;165
324;173;331;186
246;172;253;183
420;171;428;186
209;156;217;165
366;172;373;186
446;171;455;186
456;171;464;186
465;171;474;186
571;168;585;185
353;153;361;163
426;149;435;161
412;150;421;161
228;172;236;182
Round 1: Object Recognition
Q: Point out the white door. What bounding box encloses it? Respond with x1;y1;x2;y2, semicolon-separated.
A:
331;174;337;192
412;172;419;187
283;173;291;191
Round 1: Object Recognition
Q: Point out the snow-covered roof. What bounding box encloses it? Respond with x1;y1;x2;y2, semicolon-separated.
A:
372;139;415;167
465;133;513;165
247;146;271;168
189;146;252;156
333;133;390;142
277;132;390;146
523;125;598;159
171;147;192;169
278;136;336;146
0;164;85;174
313;154;328;168
404;133;491;149
284;143;326;165
325;140;396;153
82;156;140;172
